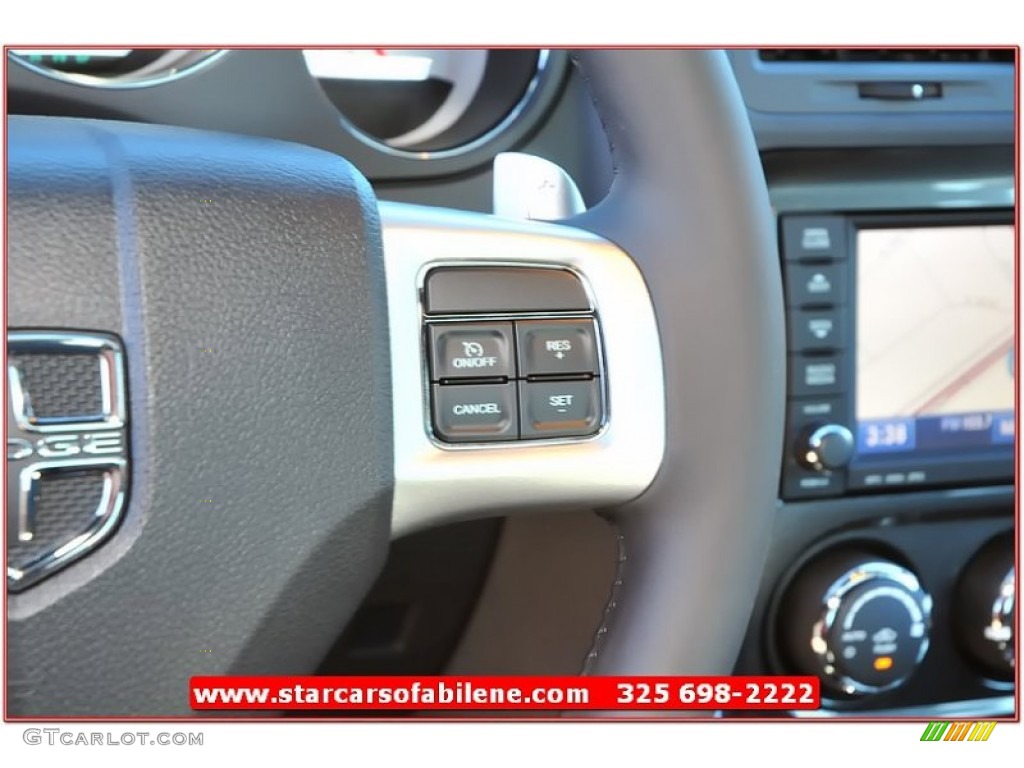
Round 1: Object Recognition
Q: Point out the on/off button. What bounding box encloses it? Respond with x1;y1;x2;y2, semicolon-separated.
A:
429;323;514;381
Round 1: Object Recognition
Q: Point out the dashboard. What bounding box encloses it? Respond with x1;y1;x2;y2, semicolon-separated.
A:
5;47;1017;718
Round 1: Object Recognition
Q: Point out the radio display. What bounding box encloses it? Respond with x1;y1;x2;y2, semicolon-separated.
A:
855;224;1015;460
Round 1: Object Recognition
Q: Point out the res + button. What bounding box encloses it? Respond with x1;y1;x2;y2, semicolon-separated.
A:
517;319;599;377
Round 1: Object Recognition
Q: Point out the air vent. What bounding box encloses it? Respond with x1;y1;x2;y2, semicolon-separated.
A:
760;49;1015;65
727;49;1015;149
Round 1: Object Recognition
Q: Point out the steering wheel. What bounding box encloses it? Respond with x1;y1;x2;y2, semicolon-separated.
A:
6;50;784;715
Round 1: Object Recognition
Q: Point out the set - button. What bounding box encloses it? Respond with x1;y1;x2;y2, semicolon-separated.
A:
520;379;601;438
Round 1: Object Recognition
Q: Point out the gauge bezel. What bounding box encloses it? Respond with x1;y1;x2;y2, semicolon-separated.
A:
8;49;227;90
310;49;552;161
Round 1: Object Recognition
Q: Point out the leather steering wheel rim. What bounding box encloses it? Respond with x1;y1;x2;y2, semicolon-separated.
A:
569;50;785;677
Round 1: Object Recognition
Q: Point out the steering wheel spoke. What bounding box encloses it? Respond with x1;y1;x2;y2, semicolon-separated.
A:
381;202;665;536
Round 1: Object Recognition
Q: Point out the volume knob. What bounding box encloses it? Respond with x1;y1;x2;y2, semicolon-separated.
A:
797;424;854;472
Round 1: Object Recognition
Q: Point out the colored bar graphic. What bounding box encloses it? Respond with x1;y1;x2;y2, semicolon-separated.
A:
945;722;968;740
921;722;950;741
921;721;996;742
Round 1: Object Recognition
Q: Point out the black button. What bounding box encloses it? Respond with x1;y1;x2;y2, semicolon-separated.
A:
788;397;847;429
785;262;846;307
520;379;601;439
781;216;847;261
789;355;845;396
432;383;518;443
517;319;599;377
429;323;514;381
425;267;590;314
788;308;845;352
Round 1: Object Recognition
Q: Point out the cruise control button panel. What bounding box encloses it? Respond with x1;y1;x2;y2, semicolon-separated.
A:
423;266;605;445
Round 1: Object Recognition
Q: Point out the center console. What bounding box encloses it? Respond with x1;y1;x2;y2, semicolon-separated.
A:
780;210;1014;500
732;146;1017;717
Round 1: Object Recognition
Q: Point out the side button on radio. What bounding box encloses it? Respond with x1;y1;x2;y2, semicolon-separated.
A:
785;262;847;307
789;309;845;352
790;355;844;396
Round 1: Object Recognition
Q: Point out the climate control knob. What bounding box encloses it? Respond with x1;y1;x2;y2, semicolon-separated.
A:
796;423;854;472
778;553;932;697
953;536;1014;680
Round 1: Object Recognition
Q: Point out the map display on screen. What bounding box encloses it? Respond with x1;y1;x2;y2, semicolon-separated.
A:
856;224;1015;457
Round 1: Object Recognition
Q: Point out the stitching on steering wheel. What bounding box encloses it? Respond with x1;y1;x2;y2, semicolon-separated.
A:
581;519;626;674
569;53;622;179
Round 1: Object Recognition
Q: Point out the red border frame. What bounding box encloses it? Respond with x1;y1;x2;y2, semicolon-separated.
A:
1;43;1020;725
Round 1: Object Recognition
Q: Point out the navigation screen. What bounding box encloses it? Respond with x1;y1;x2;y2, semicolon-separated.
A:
855;224;1015;459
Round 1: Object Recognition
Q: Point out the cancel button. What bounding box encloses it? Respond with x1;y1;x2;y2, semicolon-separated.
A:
432;383;518;443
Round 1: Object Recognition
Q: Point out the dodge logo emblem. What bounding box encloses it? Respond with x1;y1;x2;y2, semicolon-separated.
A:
6;332;129;591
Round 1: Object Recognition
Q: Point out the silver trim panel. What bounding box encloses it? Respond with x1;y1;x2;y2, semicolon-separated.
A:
492;151;587;221
381;202;665;537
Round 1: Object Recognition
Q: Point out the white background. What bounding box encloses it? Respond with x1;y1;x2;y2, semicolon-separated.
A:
1;1;1020;764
